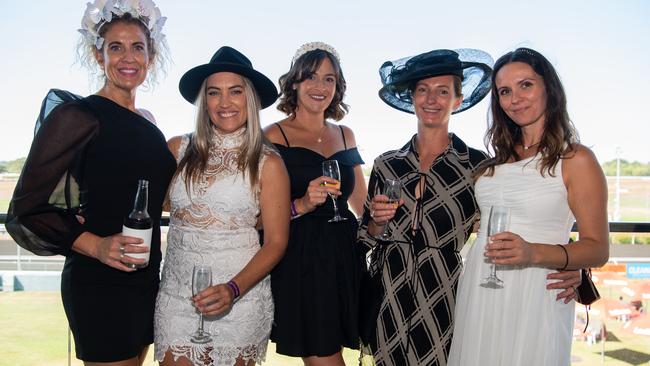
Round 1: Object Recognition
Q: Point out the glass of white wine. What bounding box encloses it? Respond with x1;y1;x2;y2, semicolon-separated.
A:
322;160;347;223
375;178;402;241
480;205;511;289
191;265;213;343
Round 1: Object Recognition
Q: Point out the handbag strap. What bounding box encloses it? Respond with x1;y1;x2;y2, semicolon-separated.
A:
582;304;590;333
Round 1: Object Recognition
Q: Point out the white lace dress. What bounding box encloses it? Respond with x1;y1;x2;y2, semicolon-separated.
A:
154;129;274;365
448;155;575;366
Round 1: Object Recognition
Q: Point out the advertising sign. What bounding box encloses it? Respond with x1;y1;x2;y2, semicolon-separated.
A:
626;263;650;279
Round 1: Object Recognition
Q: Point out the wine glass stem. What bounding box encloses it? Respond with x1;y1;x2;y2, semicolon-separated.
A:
380;223;389;237
490;263;497;277
330;194;340;217
198;314;204;335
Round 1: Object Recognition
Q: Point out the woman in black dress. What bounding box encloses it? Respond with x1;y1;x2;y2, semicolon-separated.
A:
264;42;367;366
6;1;175;364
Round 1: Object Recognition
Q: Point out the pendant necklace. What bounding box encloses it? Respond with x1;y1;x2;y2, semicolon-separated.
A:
523;141;541;150
316;123;327;143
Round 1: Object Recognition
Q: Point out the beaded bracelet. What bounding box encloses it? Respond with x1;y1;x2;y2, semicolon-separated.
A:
227;280;240;299
290;199;299;217
557;244;569;271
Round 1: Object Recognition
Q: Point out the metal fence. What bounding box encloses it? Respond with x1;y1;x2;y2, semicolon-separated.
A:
1;213;649;273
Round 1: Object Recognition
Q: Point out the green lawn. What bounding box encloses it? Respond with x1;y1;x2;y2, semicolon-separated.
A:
0;292;360;366
2;292;649;365
0;198;9;214
0;292;76;366
571;318;650;365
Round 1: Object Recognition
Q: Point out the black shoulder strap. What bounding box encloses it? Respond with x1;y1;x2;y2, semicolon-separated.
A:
275;122;290;147
339;125;347;149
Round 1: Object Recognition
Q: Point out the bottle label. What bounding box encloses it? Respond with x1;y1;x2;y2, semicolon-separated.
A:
122;225;152;264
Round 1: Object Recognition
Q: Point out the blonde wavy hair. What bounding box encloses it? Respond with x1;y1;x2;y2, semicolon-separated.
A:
175;76;269;193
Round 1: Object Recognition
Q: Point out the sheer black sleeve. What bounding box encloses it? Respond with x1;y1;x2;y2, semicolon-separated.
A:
6;101;99;256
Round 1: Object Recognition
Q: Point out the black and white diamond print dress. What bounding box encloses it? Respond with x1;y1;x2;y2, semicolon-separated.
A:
358;133;488;366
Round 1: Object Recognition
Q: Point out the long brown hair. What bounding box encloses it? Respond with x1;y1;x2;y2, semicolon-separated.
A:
480;48;578;177
175;76;268;193
277;49;348;120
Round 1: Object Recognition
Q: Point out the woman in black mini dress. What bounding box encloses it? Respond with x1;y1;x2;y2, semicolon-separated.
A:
6;1;175;364
264;42;368;366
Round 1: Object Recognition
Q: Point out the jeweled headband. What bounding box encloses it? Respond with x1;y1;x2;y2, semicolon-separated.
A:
291;41;340;64
78;0;167;50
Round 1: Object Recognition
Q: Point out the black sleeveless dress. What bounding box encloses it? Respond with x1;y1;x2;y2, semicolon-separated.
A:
270;124;364;357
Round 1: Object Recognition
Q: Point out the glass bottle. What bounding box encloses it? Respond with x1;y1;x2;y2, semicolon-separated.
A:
122;179;152;269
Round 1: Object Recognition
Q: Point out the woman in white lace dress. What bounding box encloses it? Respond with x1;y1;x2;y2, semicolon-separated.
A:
154;46;290;366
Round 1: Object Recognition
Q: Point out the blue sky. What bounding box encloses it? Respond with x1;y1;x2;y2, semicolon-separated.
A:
1;0;648;164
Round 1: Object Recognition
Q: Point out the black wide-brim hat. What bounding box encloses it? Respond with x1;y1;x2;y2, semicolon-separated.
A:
179;46;278;108
378;48;493;114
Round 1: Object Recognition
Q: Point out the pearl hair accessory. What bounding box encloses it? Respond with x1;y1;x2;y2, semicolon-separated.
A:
291;41;340;64
78;0;167;50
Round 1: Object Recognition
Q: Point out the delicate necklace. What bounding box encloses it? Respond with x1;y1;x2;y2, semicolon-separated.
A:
316;123;327;143
522;141;541;150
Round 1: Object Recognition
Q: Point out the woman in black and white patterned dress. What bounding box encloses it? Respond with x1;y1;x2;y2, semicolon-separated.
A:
356;49;493;366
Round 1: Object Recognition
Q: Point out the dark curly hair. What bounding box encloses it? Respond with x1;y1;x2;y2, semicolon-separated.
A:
480;47;578;177
277;49;348;121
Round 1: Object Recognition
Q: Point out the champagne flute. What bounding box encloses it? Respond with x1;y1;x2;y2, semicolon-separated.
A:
322;160;347;222
191;265;213;343
374;179;402;241
480;205;511;289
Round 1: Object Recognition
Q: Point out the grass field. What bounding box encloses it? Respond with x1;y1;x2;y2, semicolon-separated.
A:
0;292;360;366
607;177;650;222
1;179;13;214
1;179;14;215
1;291;648;365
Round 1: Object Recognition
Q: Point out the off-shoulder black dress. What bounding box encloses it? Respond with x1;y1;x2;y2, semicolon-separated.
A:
270;124;364;357
7;95;176;362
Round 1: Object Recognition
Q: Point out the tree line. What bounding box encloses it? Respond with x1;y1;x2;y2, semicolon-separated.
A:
601;159;650;176
0;158;25;174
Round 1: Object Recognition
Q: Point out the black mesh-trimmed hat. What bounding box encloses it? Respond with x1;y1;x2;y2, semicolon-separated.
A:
378;48;493;114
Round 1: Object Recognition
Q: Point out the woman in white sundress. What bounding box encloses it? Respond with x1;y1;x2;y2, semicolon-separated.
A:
448;47;609;366
154;46;289;366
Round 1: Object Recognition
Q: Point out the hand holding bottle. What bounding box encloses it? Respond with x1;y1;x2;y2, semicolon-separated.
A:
122;179;153;269
94;233;148;271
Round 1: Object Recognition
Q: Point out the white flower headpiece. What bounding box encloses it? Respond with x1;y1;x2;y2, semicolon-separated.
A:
78;0;167;50
291;42;340;64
